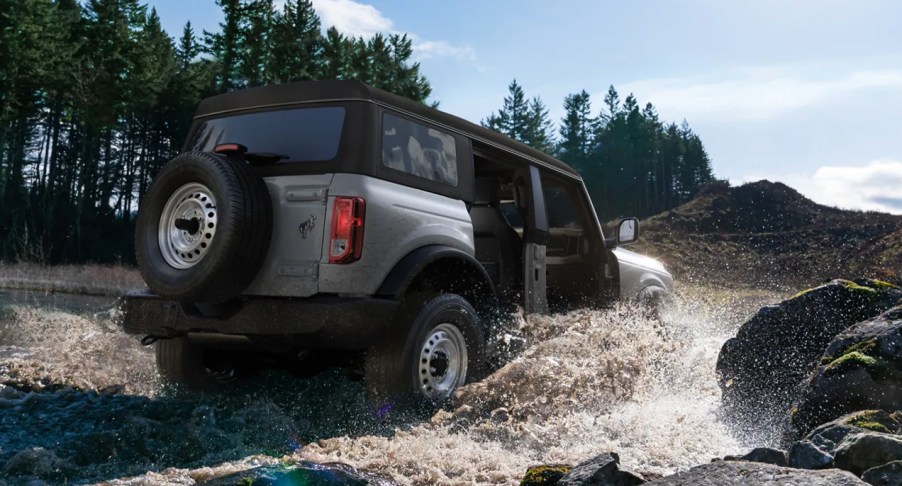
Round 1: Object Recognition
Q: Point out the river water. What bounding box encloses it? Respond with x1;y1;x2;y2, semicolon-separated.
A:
0;286;780;485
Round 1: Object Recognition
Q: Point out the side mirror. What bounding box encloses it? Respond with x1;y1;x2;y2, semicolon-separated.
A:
617;217;639;245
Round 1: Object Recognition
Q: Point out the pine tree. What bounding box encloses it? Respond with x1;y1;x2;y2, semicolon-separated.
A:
206;0;244;91
525;97;555;153
240;0;273;87
482;79;530;144
268;0;321;82
557;90;594;170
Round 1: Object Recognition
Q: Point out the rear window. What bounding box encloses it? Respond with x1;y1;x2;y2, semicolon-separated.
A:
382;113;458;187
189;106;345;162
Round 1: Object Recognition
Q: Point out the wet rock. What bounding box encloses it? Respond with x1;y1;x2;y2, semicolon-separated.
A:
199;461;396;485
861;460;902;486
833;432;902;476
647;461;865;485
724;447;788;466
789;440;833;469
558;452;645;485
716;279;902;436
802;410;902;451
791;307;902;437
521;464;571;485
2;446;75;479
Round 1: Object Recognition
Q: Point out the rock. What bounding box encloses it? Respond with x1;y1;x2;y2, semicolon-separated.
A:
833;432;902;476
2;447;75;479
199;462;396;485
558;452;645;485
861;460;902;486
717;279;902;436
521;464;571;485
787;410;902;469
790;307;902;436
724;447;788;466
789;440;834;469
647;461;865;484
802;410;902;451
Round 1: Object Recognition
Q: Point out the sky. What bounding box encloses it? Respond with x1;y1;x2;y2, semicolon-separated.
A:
150;0;902;214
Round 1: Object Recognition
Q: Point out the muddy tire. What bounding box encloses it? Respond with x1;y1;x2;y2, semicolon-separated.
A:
135;152;272;303
364;293;486;412
155;337;237;390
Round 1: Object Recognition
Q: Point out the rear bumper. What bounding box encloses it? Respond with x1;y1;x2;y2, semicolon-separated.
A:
120;290;400;349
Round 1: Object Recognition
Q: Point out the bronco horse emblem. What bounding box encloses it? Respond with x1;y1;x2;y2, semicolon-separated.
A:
298;214;316;239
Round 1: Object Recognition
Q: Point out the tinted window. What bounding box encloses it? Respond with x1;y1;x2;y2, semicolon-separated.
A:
382;113;458;186
544;186;584;230
189;106;345;162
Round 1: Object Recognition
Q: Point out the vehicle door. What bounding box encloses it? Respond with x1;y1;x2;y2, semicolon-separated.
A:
517;165;550;314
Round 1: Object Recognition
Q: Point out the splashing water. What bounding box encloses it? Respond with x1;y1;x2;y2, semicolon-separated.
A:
296;287;779;485
0;285;781;484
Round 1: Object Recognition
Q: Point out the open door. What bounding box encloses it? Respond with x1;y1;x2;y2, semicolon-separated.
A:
518;165;549;314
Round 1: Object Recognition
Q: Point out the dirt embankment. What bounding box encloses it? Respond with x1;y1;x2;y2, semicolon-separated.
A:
628;180;902;290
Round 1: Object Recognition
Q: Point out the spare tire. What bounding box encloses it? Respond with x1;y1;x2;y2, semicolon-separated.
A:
135;152;272;303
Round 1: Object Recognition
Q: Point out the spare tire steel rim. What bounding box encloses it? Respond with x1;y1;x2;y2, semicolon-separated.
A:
159;183;218;269
418;323;468;401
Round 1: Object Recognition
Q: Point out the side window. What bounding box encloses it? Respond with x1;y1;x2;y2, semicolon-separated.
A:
543;185;584;230
382;113;458;187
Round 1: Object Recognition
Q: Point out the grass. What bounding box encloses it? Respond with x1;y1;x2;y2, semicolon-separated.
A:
0;262;145;296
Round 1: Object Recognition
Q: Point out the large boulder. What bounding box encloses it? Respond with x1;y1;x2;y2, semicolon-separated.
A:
716;279;902;435
646;461;865;485
790;307;902;437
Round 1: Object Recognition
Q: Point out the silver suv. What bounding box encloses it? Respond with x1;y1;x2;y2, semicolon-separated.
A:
123;80;672;408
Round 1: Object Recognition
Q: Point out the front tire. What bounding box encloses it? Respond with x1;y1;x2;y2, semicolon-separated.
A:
365;293;486;412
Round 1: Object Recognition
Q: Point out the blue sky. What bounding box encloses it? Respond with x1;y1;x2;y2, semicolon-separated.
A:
150;0;902;213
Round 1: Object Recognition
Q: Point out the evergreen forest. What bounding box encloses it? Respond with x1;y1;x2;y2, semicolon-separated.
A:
0;0;714;264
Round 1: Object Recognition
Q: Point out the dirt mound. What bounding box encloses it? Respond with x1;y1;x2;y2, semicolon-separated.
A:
631;180;902;289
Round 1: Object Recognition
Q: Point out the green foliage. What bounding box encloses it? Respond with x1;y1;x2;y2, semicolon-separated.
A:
482;80;554;152
483;81;715;220
0;0;432;264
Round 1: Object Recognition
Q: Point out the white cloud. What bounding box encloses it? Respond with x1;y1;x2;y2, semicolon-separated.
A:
412;40;476;62
737;159;902;214
306;0;475;63
310;0;393;38
618;67;902;122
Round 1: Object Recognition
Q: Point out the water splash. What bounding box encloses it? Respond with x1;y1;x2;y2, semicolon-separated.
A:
0;285;781;484
297;288;780;484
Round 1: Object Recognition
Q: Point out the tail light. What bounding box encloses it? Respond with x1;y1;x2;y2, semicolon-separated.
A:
329;197;366;264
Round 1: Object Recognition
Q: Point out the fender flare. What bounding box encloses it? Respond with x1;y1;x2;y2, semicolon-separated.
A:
376;245;496;301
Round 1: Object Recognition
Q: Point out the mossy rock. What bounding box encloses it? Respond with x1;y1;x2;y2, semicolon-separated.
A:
789;279;884;301
841;410;902;435
718;278;902;437
790;307;902;437
521;464;571;486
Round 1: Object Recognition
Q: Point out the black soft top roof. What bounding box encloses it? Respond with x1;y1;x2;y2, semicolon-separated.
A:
195;80;579;178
